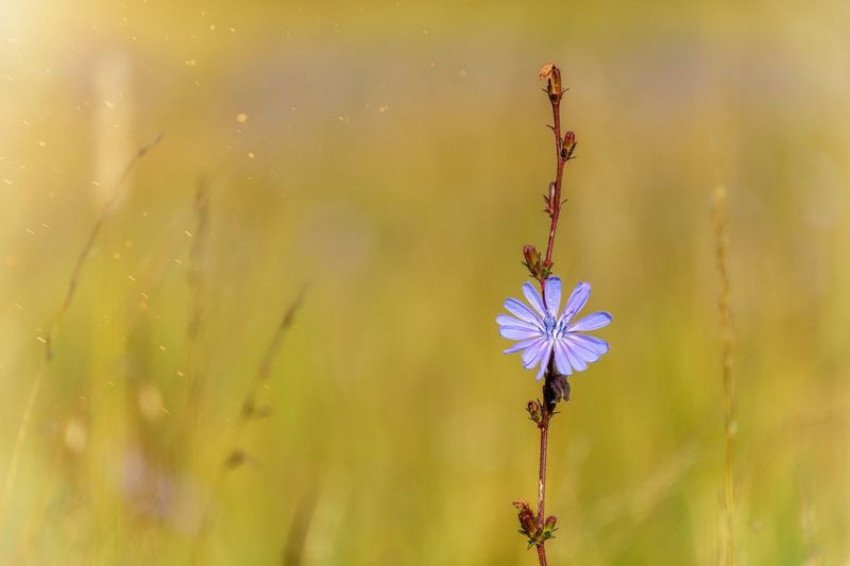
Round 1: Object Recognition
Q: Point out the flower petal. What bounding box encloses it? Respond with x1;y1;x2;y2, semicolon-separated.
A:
553;340;573;375
522;282;547;317
499;325;542;340
496;314;538;332
563;340;588;372
565;333;609;362
543;277;562;318
560;282;591;325
504;337;541;354
504;298;541;325
522;339;548;368
534;342;554;381
568;312;612;332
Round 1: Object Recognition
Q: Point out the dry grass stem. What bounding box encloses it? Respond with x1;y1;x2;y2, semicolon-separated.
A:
0;132;163;531
190;287;306;564
712;185;736;566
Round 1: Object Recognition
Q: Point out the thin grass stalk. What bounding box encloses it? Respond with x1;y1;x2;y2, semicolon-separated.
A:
0;132;163;531
190;288;306;564
712;185;736;566
184;176;211;419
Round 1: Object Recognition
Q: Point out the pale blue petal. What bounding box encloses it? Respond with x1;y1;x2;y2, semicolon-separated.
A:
560;282;591;325
553;340;573;375
567;338;601;363
522;282;547;317
499;326;541;340
504;337;540;354
563;340;588;372
522;339;548;368
566;333;609;362
568;312;612;332
496;314;538;332
504;298;541;325
534;342;554;381
544;277;562;318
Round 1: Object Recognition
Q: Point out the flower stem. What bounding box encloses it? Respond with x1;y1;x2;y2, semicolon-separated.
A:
536;543;549;566
534;63;571;564
536;409;551;566
543;98;564;270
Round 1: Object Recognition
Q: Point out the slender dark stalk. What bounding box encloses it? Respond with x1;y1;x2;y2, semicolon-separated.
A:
191;288;306;565
543;98;564;271
0;132;163;531
536;413;551;565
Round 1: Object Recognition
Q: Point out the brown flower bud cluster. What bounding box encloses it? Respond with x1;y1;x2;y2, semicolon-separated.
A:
522;244;550;282
561;130;577;161
513;499;559;548
539;63;563;104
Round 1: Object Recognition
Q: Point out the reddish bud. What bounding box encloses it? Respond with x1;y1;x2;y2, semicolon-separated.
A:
512;499;539;540
522;244;540;266
561;131;577;160
540;515;559;543
539;63;562;103
522;244;543;280
527;400;543;426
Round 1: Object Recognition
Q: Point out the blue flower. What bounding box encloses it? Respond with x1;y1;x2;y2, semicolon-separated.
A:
496;277;612;380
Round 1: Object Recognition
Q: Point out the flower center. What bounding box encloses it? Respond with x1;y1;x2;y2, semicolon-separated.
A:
543;314;558;338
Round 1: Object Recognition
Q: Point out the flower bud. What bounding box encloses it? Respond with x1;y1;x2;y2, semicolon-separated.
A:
522;244;543;280
561;130;577;160
522;244;539;266
539;63;562;103
540;515;559;542
512;499;539;539
527;400;543;426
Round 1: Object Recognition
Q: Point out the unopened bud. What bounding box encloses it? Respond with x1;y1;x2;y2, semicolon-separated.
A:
522;244;539;266
539;63;563;103
522;244;544;280
540;515;559;543
527;400;543;426
561;130;577;159
512;499;538;539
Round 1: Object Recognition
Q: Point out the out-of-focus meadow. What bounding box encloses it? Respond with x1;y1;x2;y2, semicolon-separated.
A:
1;1;849;564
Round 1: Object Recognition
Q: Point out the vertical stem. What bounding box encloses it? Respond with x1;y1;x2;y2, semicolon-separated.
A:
536;413;550;565
544;100;565;269
536;544;549;566
533;64;570;565
713;186;736;565
537;419;549;525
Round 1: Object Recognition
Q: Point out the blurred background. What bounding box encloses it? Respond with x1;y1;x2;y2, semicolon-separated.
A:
1;1;849;564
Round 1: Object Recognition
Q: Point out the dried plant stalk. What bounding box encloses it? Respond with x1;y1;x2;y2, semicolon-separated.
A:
713;185;736;566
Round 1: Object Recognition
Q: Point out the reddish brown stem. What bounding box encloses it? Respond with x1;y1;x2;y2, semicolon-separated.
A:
534;64;570;566
543;99;565;269
536;413;551;565
537;419;549;524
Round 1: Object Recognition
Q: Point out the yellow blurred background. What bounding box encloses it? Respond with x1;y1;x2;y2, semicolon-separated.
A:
1;1;849;564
